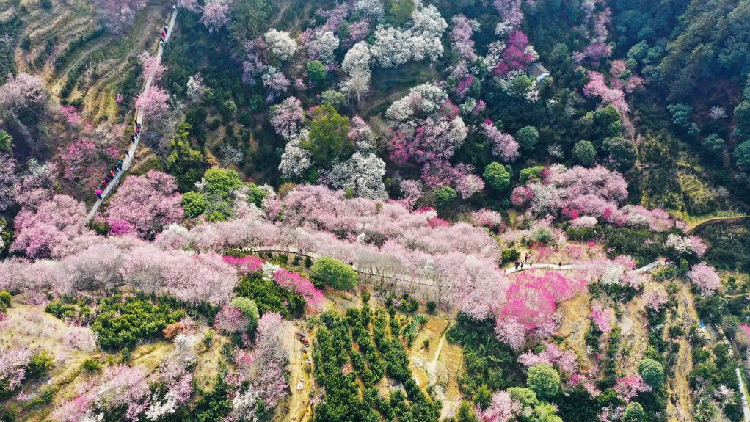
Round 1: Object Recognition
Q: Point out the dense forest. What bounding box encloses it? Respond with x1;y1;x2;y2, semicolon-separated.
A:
2;0;750;421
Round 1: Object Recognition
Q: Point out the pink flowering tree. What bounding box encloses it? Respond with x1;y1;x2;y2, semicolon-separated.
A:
518;342;579;377
201;0;230;33
471;209;505;232
0;73;48;127
12;194;94;259
51;364;151;421
139;50;167;82
614;375;651;402
687;263;720;295
450;15;478;62
92;0;148;34
644;290;668;313
511;164;634;223
214;303;251;333
106;171;183;238
475;390;521;422
493;0;523;31
589;304;614;334
583;71;629;115
251;312;289;409
59;138;120;192
223;255;264;274
0;346;33;395
270;96;305;139
0;154;18;212
135;86;170;124
483;119;520;162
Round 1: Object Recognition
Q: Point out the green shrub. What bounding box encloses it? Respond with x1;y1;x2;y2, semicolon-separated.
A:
235;273;306;318
0;290;11;310
519;166;546;183
92;296;185;350
426;301;437;314
638;358;664;388
502;249;521;263
321;90;345;110
310;257;358;290
81;358;102;372
483;162;511;191
573;140;596;166
526;363;560;400
516;125;539;150
230;297;259;328
434;186;457;207
182;191;208;218
27;352;54;378
622;402;645;422
300;105;350;167
307;60;327;82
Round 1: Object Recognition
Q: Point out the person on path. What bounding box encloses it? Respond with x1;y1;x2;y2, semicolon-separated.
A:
164;25;169;33
514;261;519;270
96;189;102;199
116;159;123;170
558;261;562;268
520;262;524;270
160;40;164;47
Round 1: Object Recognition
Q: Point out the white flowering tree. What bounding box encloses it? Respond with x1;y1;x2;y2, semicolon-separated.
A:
264;29;298;61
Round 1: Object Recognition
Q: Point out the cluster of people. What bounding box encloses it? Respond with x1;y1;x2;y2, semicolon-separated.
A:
513;252;534;271
94;123;140;199
160;24;169;46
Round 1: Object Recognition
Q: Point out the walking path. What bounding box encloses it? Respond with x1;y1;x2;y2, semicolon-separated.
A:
737;367;750;422
244;246;668;293
503;259;666;275
85;7;178;223
714;326;750;422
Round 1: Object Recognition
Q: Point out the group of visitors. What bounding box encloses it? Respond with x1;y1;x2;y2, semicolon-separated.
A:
514;253;534;271
94;13;174;200
95;122;141;199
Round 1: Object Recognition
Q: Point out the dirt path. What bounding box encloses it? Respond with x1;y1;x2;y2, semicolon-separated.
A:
666;284;696;422
281;321;313;422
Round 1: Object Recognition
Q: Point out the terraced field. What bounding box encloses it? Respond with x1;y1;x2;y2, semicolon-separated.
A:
8;0;172;123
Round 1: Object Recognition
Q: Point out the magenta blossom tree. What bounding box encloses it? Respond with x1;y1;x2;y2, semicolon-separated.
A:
106;171;183;238
493;31;534;77
273;269;324;310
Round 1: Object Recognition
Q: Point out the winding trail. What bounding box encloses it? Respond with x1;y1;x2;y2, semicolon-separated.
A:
85;7;178;223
